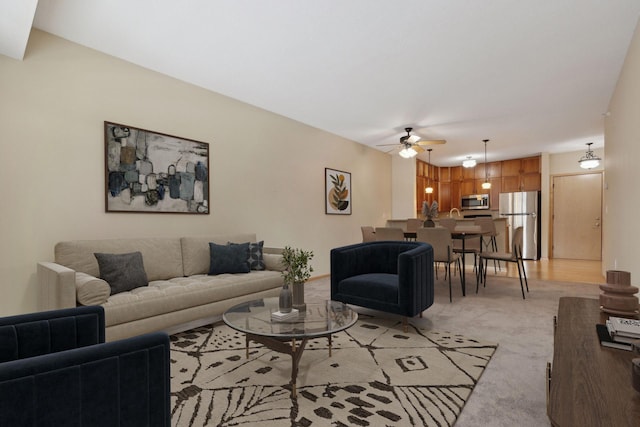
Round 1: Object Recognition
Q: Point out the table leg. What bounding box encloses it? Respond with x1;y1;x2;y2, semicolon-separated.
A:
245;333;309;399
475;235;483;292
461;237;466;296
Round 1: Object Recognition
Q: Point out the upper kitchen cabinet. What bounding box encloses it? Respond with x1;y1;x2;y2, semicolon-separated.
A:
414;155;539;214
501;156;541;192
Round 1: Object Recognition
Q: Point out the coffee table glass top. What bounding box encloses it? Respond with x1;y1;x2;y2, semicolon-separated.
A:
223;298;358;339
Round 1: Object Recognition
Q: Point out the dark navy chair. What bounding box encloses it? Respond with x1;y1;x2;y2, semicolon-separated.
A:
0;306;171;426
330;241;434;331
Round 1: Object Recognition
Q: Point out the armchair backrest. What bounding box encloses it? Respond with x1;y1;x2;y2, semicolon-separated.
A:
0;331;171;426
331;241;431;289
0;306;105;363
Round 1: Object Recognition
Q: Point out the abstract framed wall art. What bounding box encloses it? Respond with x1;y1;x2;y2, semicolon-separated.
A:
325;168;351;215
105;121;210;214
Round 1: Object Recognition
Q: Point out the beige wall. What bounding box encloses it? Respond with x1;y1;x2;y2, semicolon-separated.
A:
0;30;392;315
391;155;417;220
605;18;640;278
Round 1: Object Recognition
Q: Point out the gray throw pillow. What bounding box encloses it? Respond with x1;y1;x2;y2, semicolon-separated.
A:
94;251;148;295
229;241;265;270
209;242;250;275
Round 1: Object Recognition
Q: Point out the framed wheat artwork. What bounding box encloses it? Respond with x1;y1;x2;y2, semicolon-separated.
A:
104;121;210;214
325;168;351;215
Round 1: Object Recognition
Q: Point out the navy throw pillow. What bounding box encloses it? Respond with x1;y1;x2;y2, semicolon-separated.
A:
209;242;250;275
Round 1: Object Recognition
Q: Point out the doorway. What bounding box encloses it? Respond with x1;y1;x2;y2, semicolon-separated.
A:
551;173;602;260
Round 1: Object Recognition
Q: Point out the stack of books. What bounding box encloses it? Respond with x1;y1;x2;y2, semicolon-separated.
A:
271;308;299;322
596;316;640;351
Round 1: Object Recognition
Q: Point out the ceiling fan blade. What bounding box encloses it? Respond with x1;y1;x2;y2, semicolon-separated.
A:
407;135;421;143
377;143;403;147
415;139;447;146
412;145;425;153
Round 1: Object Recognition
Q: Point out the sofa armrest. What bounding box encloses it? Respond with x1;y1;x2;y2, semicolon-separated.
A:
38;262;77;310
397;243;434;313
263;247;285;271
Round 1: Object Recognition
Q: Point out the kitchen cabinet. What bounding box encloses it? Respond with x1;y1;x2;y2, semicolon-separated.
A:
415;155;540;213
438;182;452;212
500;156;541;192
461;179;475;196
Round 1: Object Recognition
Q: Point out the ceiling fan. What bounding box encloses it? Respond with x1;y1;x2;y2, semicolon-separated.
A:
378;127;446;158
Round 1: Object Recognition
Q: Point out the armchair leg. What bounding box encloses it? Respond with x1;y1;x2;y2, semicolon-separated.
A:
402;317;408;332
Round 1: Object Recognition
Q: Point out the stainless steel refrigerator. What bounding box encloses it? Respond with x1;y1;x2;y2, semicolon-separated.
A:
499;191;541;260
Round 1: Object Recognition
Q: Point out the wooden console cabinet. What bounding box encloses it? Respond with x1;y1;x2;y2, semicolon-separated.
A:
548;297;640;426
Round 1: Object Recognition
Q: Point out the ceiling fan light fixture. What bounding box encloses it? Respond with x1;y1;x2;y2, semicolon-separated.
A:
399;147;417;158
462;157;476;168
578;142;601;169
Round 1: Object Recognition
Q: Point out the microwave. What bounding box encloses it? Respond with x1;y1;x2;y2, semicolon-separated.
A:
461;194;489;210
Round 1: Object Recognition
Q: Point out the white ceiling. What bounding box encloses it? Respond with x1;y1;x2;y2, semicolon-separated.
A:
4;0;640;166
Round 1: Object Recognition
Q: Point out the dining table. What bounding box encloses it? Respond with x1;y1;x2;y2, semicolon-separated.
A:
450;225;488;296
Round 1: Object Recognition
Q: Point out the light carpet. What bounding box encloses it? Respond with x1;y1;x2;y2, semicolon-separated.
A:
170;315;497;426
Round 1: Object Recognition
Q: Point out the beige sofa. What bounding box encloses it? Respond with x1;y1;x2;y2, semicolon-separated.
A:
37;233;285;341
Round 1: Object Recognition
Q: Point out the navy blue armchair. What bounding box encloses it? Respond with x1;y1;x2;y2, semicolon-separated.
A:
0;306;171;426
331;241;434;330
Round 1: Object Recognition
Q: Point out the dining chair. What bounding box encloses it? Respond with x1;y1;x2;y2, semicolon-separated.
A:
406;218;424;233
438;218;457;232
478;226;529;299
441;217;480;274
361;226;376;242
374;227;405;241
416;227;462;302
475;217;500;272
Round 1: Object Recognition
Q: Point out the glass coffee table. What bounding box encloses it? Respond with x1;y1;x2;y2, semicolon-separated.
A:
222;298;358;398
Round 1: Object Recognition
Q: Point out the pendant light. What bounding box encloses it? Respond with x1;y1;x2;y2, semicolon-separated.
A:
425;148;434;194
481;139;491;190
578;142;601;169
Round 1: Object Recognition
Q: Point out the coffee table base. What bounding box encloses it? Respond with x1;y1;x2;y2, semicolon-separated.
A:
245;333;333;398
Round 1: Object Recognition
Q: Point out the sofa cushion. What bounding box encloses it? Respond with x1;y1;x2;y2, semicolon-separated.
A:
55;238;183;282
95;252;148;295
208;243;250;275
181;234;257;276
102;271;284;327
75;272;111;306
338;273;399;302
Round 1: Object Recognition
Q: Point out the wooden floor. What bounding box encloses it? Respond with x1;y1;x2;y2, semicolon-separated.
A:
479;258;605;284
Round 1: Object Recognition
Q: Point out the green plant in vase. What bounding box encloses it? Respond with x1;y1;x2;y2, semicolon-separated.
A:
422;200;439;227
281;246;314;311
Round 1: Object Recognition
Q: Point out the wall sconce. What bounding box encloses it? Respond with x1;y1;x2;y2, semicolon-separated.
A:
578;142;601;169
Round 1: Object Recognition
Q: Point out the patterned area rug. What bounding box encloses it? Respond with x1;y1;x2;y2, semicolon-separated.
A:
170;316;497;426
